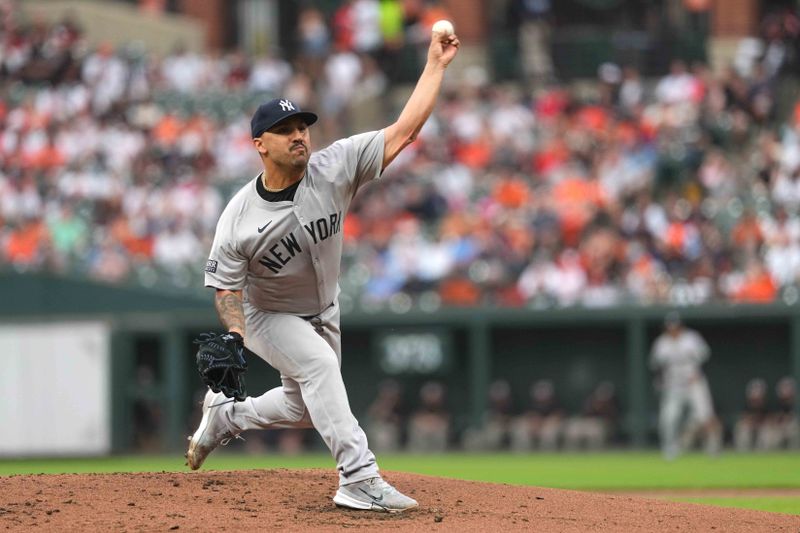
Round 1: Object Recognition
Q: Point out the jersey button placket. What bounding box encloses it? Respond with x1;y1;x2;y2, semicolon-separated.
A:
313;258;322;285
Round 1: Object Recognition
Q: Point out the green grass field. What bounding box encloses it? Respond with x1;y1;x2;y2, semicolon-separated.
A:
2;452;799;514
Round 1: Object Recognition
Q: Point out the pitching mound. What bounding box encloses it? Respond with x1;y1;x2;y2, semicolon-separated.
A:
1;469;798;532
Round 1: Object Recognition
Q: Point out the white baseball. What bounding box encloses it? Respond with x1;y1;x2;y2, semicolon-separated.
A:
431;19;454;36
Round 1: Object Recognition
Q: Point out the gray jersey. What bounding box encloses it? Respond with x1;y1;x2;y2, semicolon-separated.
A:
204;130;385;315
650;329;710;388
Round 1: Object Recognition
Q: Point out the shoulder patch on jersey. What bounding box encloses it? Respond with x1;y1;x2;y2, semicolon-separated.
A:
205;260;218;273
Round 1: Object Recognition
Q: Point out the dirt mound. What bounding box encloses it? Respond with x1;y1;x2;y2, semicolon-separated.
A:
1;469;797;532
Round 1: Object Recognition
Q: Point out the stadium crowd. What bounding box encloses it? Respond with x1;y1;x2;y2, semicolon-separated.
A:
3;1;800;310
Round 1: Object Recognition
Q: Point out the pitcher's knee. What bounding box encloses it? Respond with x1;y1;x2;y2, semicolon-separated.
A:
283;403;305;424
305;352;340;379
282;391;307;423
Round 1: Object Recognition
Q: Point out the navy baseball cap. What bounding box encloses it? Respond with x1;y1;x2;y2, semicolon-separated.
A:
251;98;318;138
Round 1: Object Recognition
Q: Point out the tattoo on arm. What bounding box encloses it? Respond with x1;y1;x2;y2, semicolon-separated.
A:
215;291;245;335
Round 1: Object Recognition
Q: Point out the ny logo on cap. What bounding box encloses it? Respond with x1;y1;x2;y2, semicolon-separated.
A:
279;99;295;112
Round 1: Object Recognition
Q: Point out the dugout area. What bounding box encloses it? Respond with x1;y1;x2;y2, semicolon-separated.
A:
100;306;800;453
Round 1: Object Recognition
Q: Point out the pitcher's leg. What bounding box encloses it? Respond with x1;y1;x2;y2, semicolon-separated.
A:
294;346;378;484
225;376;313;431
244;305;378;485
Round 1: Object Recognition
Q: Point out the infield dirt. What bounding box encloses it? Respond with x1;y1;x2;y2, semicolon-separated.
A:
1;469;798;532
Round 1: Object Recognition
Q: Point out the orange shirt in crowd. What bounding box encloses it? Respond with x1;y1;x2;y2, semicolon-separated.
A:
439;276;480;306
577;105;609;134
733;270;777;303
533;140;569;175
493;177;530;209
152;114;183;147
551;177;606;246
732;216;763;248
4;220;48;264
494;285;525;307
664;221;687;253
110;217;153;259
343;213;363;243
419;5;450;31
23;143;65;170
455;139;492;169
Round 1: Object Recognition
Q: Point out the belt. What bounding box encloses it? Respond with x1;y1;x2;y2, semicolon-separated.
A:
299;301;334;321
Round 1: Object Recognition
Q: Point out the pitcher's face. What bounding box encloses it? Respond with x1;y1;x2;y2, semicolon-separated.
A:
254;116;311;170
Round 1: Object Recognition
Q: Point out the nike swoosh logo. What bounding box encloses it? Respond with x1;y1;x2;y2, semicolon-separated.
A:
358;488;384;503
257;220;272;233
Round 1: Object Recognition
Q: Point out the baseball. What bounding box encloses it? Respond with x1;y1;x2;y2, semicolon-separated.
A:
432;19;454;36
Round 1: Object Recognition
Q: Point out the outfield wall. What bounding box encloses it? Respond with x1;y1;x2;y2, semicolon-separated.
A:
0;321;111;456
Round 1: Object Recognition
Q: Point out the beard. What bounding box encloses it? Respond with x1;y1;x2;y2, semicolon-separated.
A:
287;143;309;167
273;146;308;171
288;151;309;169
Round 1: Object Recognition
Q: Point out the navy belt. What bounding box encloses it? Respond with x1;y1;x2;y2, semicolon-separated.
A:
300;302;333;320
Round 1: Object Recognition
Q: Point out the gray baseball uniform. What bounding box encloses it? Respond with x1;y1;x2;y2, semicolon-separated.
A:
650;327;714;458
204;130;384;485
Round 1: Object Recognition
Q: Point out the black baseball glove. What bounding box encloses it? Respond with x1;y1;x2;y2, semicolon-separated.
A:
193;331;249;401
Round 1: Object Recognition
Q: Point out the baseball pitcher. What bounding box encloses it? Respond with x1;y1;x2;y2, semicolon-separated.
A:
186;28;460;512
650;312;718;460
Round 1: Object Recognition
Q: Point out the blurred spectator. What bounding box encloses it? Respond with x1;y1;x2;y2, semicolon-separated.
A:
730;259;778;303
562;381;619;451
376;0;404;81
734;378;770;452
508;0;553;87
510;379;564;451
761;377;799;450
619;66;644;114
365;379;406;452
131;364;162;452
655;59;697;105
82;42;128;113
351;0;382;54
462;378;515;451
407;381;450;452
248;52;292;94
297;7;330;79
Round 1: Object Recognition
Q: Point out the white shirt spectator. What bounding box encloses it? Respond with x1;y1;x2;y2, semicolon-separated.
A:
765;243;800;286
655;62;695;105
772;171;800;209
160;50;206;93
153;222;202;268
249;55;292;93
323;50;362;113
82;49;129;113
351;0;382;53
542;249;587;306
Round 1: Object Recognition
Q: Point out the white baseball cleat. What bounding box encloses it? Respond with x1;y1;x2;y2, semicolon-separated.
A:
333;477;418;513
186;389;239;470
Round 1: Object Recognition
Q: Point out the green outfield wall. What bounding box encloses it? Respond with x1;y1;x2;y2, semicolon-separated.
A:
1;273;798;453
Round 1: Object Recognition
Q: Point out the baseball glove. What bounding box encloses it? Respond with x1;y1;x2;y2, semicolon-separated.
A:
193;332;249;401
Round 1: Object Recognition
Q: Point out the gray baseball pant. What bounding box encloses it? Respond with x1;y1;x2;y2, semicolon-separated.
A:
218;299;379;485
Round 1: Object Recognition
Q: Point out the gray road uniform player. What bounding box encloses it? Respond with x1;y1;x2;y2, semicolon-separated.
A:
650;313;716;459
186;28;460;513
205;130;383;479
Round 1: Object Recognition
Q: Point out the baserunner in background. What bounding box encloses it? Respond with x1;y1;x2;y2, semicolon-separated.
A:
651;312;722;460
